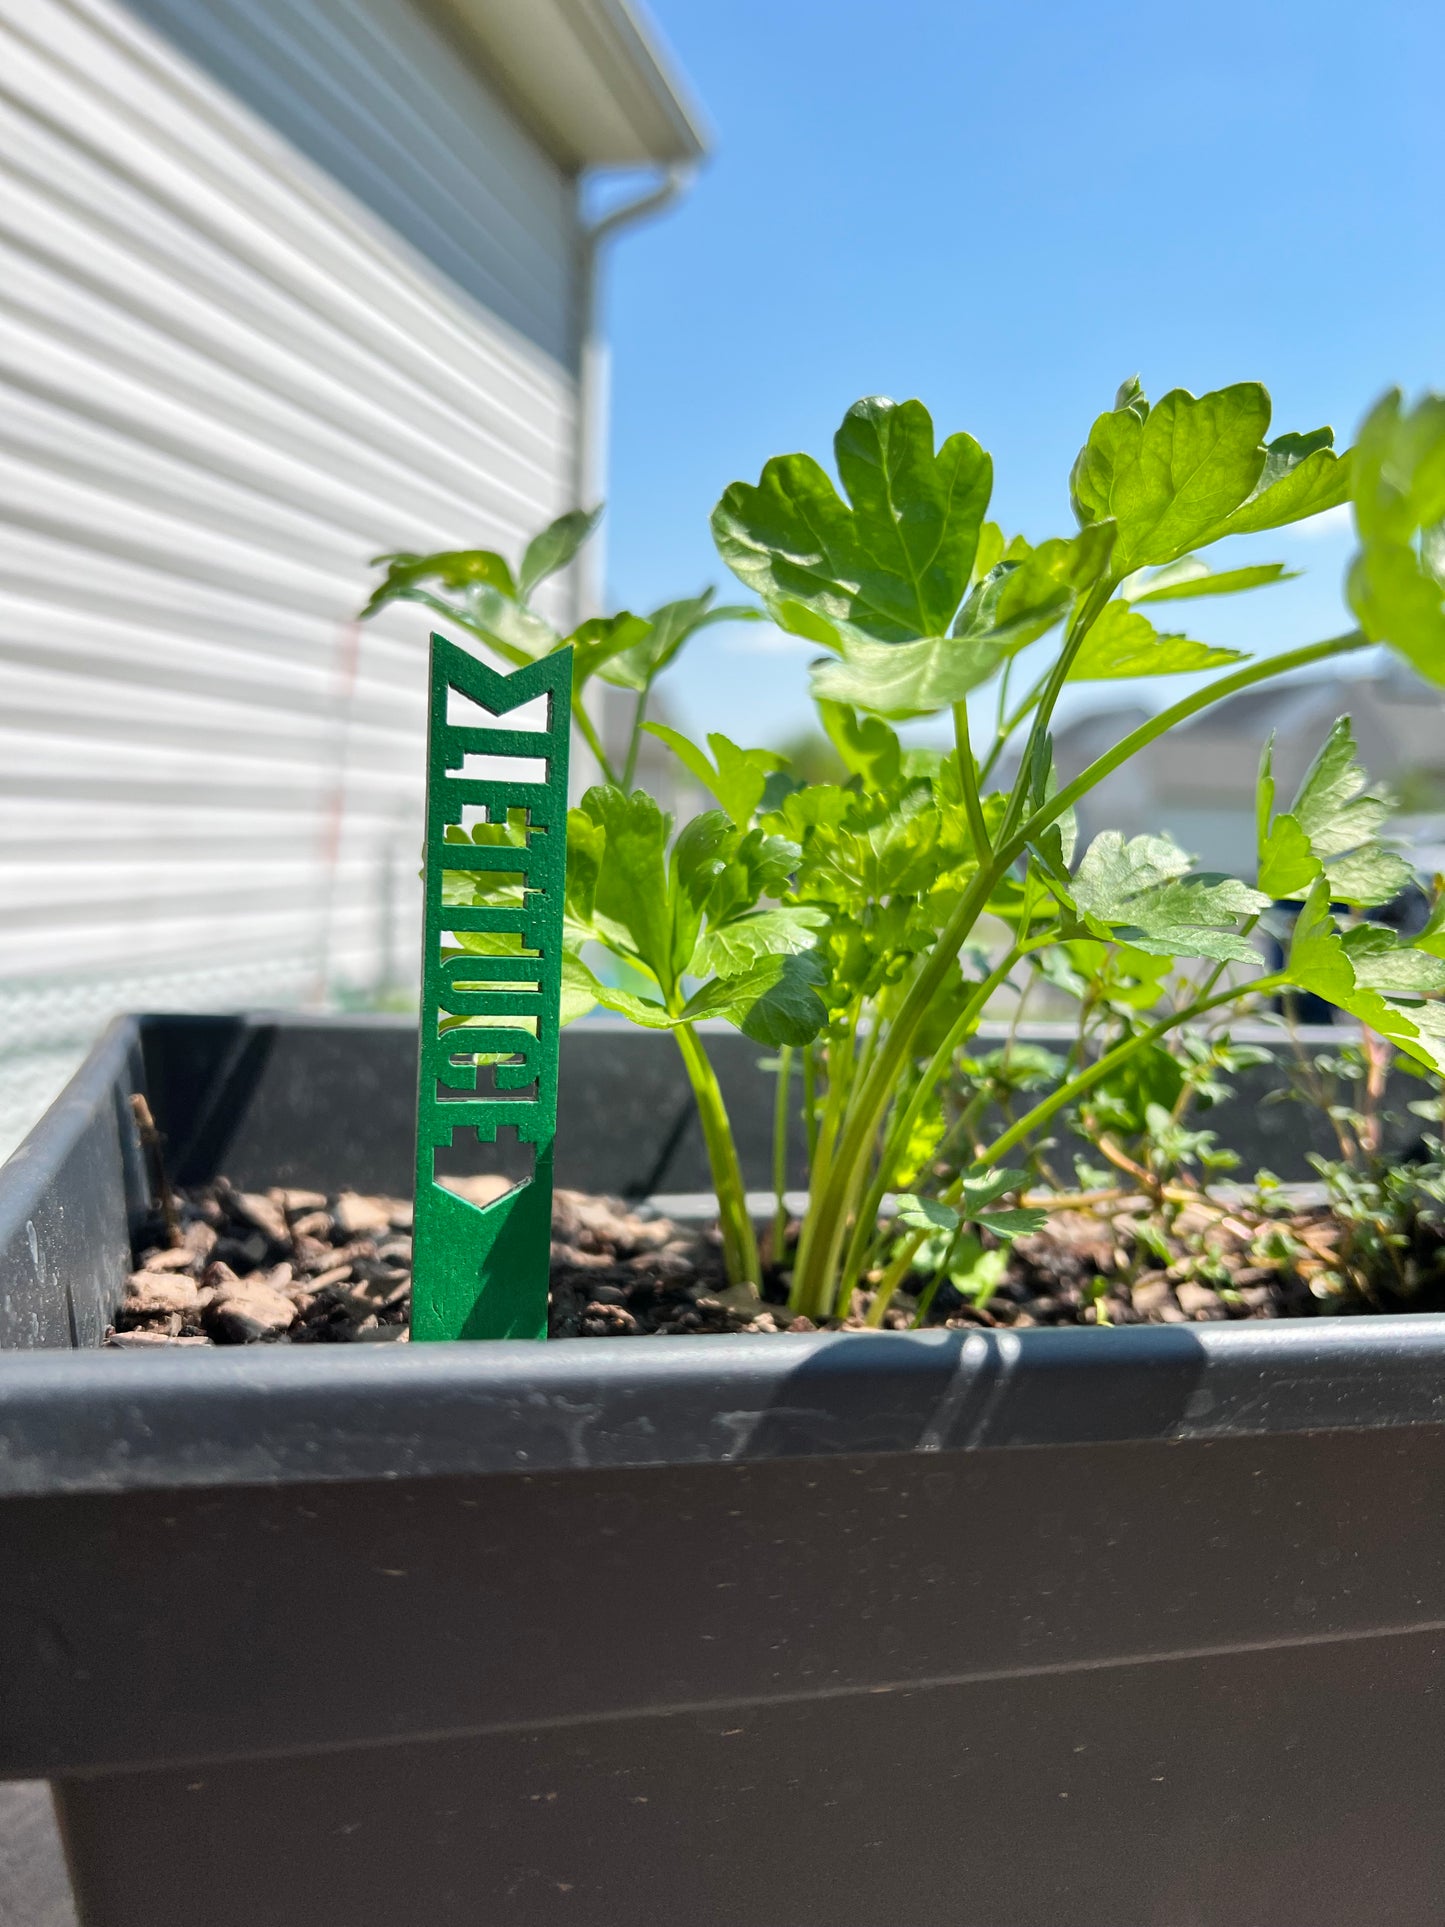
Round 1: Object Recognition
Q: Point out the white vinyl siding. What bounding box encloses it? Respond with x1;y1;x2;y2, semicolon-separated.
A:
0;0;583;1152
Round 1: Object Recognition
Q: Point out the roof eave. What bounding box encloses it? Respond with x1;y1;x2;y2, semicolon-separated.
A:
417;0;710;171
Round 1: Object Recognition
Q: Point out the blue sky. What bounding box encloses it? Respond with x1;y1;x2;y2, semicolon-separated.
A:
597;0;1445;747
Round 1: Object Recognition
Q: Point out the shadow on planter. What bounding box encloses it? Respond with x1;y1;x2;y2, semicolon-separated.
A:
2;1014;1445;1926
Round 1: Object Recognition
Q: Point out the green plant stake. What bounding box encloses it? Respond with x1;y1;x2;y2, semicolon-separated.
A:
411;636;571;1342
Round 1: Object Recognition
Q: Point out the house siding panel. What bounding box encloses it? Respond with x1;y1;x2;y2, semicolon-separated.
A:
0;0;583;1153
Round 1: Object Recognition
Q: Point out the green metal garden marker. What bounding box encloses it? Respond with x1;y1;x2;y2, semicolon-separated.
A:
411;636;571;1342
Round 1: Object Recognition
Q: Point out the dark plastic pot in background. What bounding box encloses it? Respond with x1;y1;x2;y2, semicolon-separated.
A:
2;1014;1445;1927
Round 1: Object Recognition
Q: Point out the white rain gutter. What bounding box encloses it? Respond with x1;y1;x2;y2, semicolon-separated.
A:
572;162;698;624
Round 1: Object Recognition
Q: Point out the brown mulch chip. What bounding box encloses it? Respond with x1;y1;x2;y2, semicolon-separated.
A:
113;1179;1425;1348
115;1179;756;1347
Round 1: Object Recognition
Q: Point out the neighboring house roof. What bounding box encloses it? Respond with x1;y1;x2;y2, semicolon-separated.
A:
422;0;710;168
1042;664;1445;877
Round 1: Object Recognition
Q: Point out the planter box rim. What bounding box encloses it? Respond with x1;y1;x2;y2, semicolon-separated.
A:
3;1314;1445;1501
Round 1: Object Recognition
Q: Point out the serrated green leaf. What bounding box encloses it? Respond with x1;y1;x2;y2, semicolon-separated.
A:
1325;845;1415;907
810;632;1006;718
692;906;829;977
709;735;786;829
958;1166;1031;1213
1124;558;1296;602
1205;434;1351;540
1285;877;1356;1003
1291;718;1389;856
976;1207;1049;1238
682;950;828;1046
716;829;801;916
895;1194;959;1234
1070;383;1272;573
669;811;739;977
711;397;993;641
1257;812;1318;897
579;786;672;982
560;950;675;1028
599;592;761;692
565;807;606;922
1071;832;1194;919
569;610;652;693
1348;389;1445;685
768;783;853;846
643;724;782;829
1282;881;1445;1072
1069;600;1245;679
816;704;902;788
1342;924;1445;995
1071;383;1352;573
952;523;1116;652
1071;832;1266;961
518;506;602;599
1114;874;1270;963
1255;732;1321;896
361;546;516;619
1256;718;1406;906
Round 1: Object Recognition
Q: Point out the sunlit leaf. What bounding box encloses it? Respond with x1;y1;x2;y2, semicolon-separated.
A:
644;724;783;828
1069;600;1245;679
682;950;829;1045
810;632;1006;717
1348;388;1445;685
692;906;828;977
1124;557;1296;603
712;396;993;640
518;506;603;599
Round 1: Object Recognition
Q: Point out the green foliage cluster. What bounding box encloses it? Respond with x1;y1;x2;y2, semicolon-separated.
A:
364;378;1445;1322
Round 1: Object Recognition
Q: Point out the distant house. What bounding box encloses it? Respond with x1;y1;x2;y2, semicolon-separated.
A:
1051;660;1445;877
0;0;705;1150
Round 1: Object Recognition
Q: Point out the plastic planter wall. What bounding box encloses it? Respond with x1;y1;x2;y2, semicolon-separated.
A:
1;1014;1444;1927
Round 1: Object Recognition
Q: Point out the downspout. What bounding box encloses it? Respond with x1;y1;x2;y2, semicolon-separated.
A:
571;162;697;628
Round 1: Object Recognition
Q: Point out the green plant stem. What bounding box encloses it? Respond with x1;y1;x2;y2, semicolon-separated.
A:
797;628;1369;1308
1170;914;1263;1126
977;975;1290;1171
910;1269;948;1329
952;700;992;860
790;584;1117;1317
998;577;1114;844
1016;632;1369;850
790;1017;860;1308
572;696;618;787
819;942;1033;1323
1194;920;1258;1007
867;1223;931;1325
877;974;1290;1302
979;666;1050;784
673;1021;760;1287
993;656;1014;751
885;944;1029;1185
772;1045;794;1265
620;687;650;790
791;859;1011;1316
796;631;1368;1319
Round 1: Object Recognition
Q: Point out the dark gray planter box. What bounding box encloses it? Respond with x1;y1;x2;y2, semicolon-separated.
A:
2;1013;1444;1927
